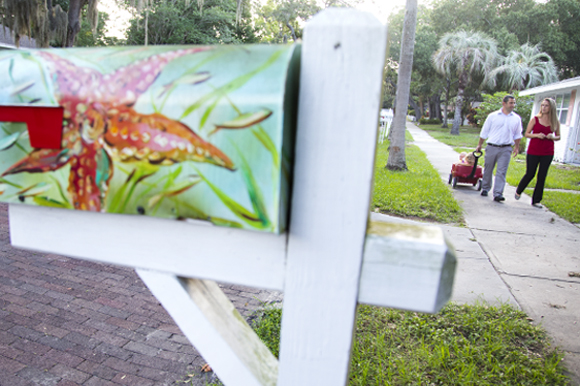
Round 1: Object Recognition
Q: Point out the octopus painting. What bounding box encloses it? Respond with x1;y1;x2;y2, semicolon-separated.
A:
0;45;300;233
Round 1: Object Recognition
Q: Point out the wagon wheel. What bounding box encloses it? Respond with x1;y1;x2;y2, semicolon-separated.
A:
452;176;458;189
477;180;482;191
448;173;453;184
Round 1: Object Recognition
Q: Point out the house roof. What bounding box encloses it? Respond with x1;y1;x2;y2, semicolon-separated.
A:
520;76;580;96
0;26;36;49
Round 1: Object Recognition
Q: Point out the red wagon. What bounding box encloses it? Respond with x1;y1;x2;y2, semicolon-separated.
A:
448;151;483;190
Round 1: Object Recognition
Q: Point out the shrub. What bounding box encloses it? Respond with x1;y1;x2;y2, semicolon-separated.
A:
519;137;527;154
474;91;533;130
466;108;478;126
419;118;441;124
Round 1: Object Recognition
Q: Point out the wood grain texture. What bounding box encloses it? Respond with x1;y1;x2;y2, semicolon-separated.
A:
137;270;278;386
9;204;287;290
359;221;456;313
277;9;387;386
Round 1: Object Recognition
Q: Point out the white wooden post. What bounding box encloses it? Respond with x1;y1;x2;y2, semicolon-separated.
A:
5;8;457;386
277;9;387;385
136;271;278;386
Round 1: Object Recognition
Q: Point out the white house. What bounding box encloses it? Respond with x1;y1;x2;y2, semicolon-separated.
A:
520;78;580;164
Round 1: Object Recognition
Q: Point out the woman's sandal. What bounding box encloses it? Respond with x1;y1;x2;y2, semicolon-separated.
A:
514;192;521;200
532;203;543;209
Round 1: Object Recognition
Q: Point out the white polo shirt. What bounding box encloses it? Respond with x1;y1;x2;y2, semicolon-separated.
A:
480;109;523;145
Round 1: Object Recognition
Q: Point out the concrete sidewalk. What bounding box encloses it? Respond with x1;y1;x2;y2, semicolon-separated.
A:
0;123;578;385
401;122;580;384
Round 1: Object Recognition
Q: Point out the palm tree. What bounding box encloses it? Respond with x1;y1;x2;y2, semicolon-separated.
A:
386;0;418;171
432;31;499;135
488;43;559;91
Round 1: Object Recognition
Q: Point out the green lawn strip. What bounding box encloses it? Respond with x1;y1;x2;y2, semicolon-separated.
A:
507;155;580;191
419;124;481;149
243;128;571;386
372;138;463;224
419;124;580;223
536;191;580;223
250;303;570;386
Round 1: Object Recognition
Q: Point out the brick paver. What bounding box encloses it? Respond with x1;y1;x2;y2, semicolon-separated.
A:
0;204;283;385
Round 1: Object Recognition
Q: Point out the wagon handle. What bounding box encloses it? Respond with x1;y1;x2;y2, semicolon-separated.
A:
467;150;483;179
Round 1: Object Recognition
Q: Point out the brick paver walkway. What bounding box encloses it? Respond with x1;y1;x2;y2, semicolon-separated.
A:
0;204;282;385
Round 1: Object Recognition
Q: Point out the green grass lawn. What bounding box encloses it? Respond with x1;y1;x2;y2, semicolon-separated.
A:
419;123;481;151
372;139;463;224
250;303;569;386
419;124;580;224
240;128;572;386
507;155;580;191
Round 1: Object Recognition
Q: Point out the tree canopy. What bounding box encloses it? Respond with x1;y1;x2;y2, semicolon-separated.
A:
125;0;258;45
254;0;320;43
488;43;559;91
433;30;499;134
383;0;574;131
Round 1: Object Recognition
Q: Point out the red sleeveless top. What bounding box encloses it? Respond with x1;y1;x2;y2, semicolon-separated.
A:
527;117;554;156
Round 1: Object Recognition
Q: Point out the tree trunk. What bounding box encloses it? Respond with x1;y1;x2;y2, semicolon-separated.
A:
65;0;89;47
145;0;149;46
286;22;297;41
386;0;418;171
408;96;422;121
441;78;450;128
451;90;463;135
430;94;441;121
450;71;468;135
47;0;55;26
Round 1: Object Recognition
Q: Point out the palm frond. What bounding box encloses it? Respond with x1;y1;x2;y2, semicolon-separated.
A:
432;30;498;84
491;43;558;91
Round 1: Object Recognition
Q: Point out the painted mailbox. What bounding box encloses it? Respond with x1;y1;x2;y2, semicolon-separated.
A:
0;45;299;233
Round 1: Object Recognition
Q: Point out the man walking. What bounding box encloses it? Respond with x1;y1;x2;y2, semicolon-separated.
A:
475;95;523;202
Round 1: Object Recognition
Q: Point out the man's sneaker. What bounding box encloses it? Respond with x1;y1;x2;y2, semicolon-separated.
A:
481;190;488;197
494;195;505;202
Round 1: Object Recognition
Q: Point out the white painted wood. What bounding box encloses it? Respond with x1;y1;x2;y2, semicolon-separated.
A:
9;204;287;291
379;109;393;143
9;203;457;313
10;202;458;311
137;270;278;386
358;221;456;313
4;10;459;386
277;9;387;386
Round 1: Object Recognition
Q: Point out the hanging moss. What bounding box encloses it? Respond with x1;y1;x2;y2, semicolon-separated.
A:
0;0;98;47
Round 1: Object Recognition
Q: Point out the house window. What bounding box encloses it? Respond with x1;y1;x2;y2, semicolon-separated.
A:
545;93;571;124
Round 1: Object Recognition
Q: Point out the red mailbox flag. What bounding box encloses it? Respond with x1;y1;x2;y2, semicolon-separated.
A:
0;106;63;149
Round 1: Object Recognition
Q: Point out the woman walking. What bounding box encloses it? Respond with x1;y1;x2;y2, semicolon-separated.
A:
515;98;561;208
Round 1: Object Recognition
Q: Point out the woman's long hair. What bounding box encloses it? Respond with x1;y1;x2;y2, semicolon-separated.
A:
536;98;559;132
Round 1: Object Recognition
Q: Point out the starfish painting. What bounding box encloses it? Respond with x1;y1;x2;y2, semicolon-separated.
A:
1;48;234;212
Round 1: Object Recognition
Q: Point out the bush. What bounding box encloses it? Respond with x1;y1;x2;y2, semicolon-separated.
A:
519;137;527;154
474;91;533;130
419;118;441;125
466;108;478;126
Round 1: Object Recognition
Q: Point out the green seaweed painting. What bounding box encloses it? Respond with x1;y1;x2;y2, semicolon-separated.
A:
0;45;299;233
